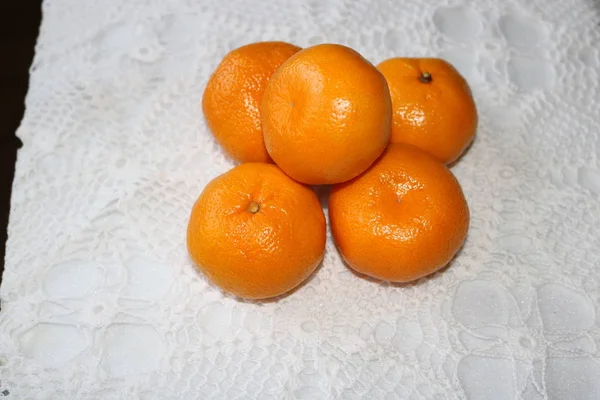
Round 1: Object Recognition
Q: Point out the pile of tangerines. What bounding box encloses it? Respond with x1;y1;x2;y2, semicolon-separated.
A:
187;42;477;300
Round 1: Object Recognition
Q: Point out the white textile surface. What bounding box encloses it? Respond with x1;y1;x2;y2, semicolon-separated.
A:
2;0;600;399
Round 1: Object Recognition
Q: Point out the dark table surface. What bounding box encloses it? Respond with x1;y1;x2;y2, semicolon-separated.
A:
1;2;42;284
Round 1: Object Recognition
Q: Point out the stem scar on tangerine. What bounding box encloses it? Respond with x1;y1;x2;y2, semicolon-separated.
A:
247;201;260;214
419;71;432;83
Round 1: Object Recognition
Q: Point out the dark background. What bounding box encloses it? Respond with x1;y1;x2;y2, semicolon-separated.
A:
1;1;42;284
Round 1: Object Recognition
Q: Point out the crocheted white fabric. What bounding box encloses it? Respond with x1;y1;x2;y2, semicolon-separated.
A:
2;0;600;398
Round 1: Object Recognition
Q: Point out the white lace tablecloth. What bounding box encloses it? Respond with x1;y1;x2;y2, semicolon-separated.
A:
2;0;600;399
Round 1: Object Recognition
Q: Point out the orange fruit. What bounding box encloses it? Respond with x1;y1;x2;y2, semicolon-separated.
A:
377;58;478;164
329;143;469;282
187;163;326;299
261;43;392;185
202;41;301;163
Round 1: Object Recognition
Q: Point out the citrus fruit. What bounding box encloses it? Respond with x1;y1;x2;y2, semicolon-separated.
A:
377;57;478;164
202;41;301;163
329;143;469;282
261;43;392;184
187;163;326;299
